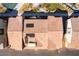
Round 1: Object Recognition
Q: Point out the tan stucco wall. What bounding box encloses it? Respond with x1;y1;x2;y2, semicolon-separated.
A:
7;16;23;50
24;19;48;33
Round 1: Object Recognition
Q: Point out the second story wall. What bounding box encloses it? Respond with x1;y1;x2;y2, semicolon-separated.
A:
24;18;48;33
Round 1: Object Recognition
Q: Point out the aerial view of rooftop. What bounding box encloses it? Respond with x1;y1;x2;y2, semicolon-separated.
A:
0;3;79;56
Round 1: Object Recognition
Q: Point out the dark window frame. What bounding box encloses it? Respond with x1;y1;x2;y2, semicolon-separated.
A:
26;23;34;28
26;33;35;37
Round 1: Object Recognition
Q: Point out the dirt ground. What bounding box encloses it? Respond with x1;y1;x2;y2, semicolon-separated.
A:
0;48;79;56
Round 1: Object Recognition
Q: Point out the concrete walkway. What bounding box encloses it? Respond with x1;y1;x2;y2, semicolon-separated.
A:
0;48;79;56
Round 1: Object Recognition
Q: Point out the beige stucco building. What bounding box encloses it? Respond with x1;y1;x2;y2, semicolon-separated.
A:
7;16;63;50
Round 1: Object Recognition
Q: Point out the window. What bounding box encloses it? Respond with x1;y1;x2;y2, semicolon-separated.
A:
0;29;4;35
24;33;37;47
26;33;35;37
26;33;35;43
26;23;34;28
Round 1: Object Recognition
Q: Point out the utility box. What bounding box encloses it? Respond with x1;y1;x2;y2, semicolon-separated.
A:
66;17;79;49
7;16;23;50
48;16;63;50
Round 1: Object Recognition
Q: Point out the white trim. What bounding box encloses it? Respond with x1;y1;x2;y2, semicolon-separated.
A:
65;19;72;44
